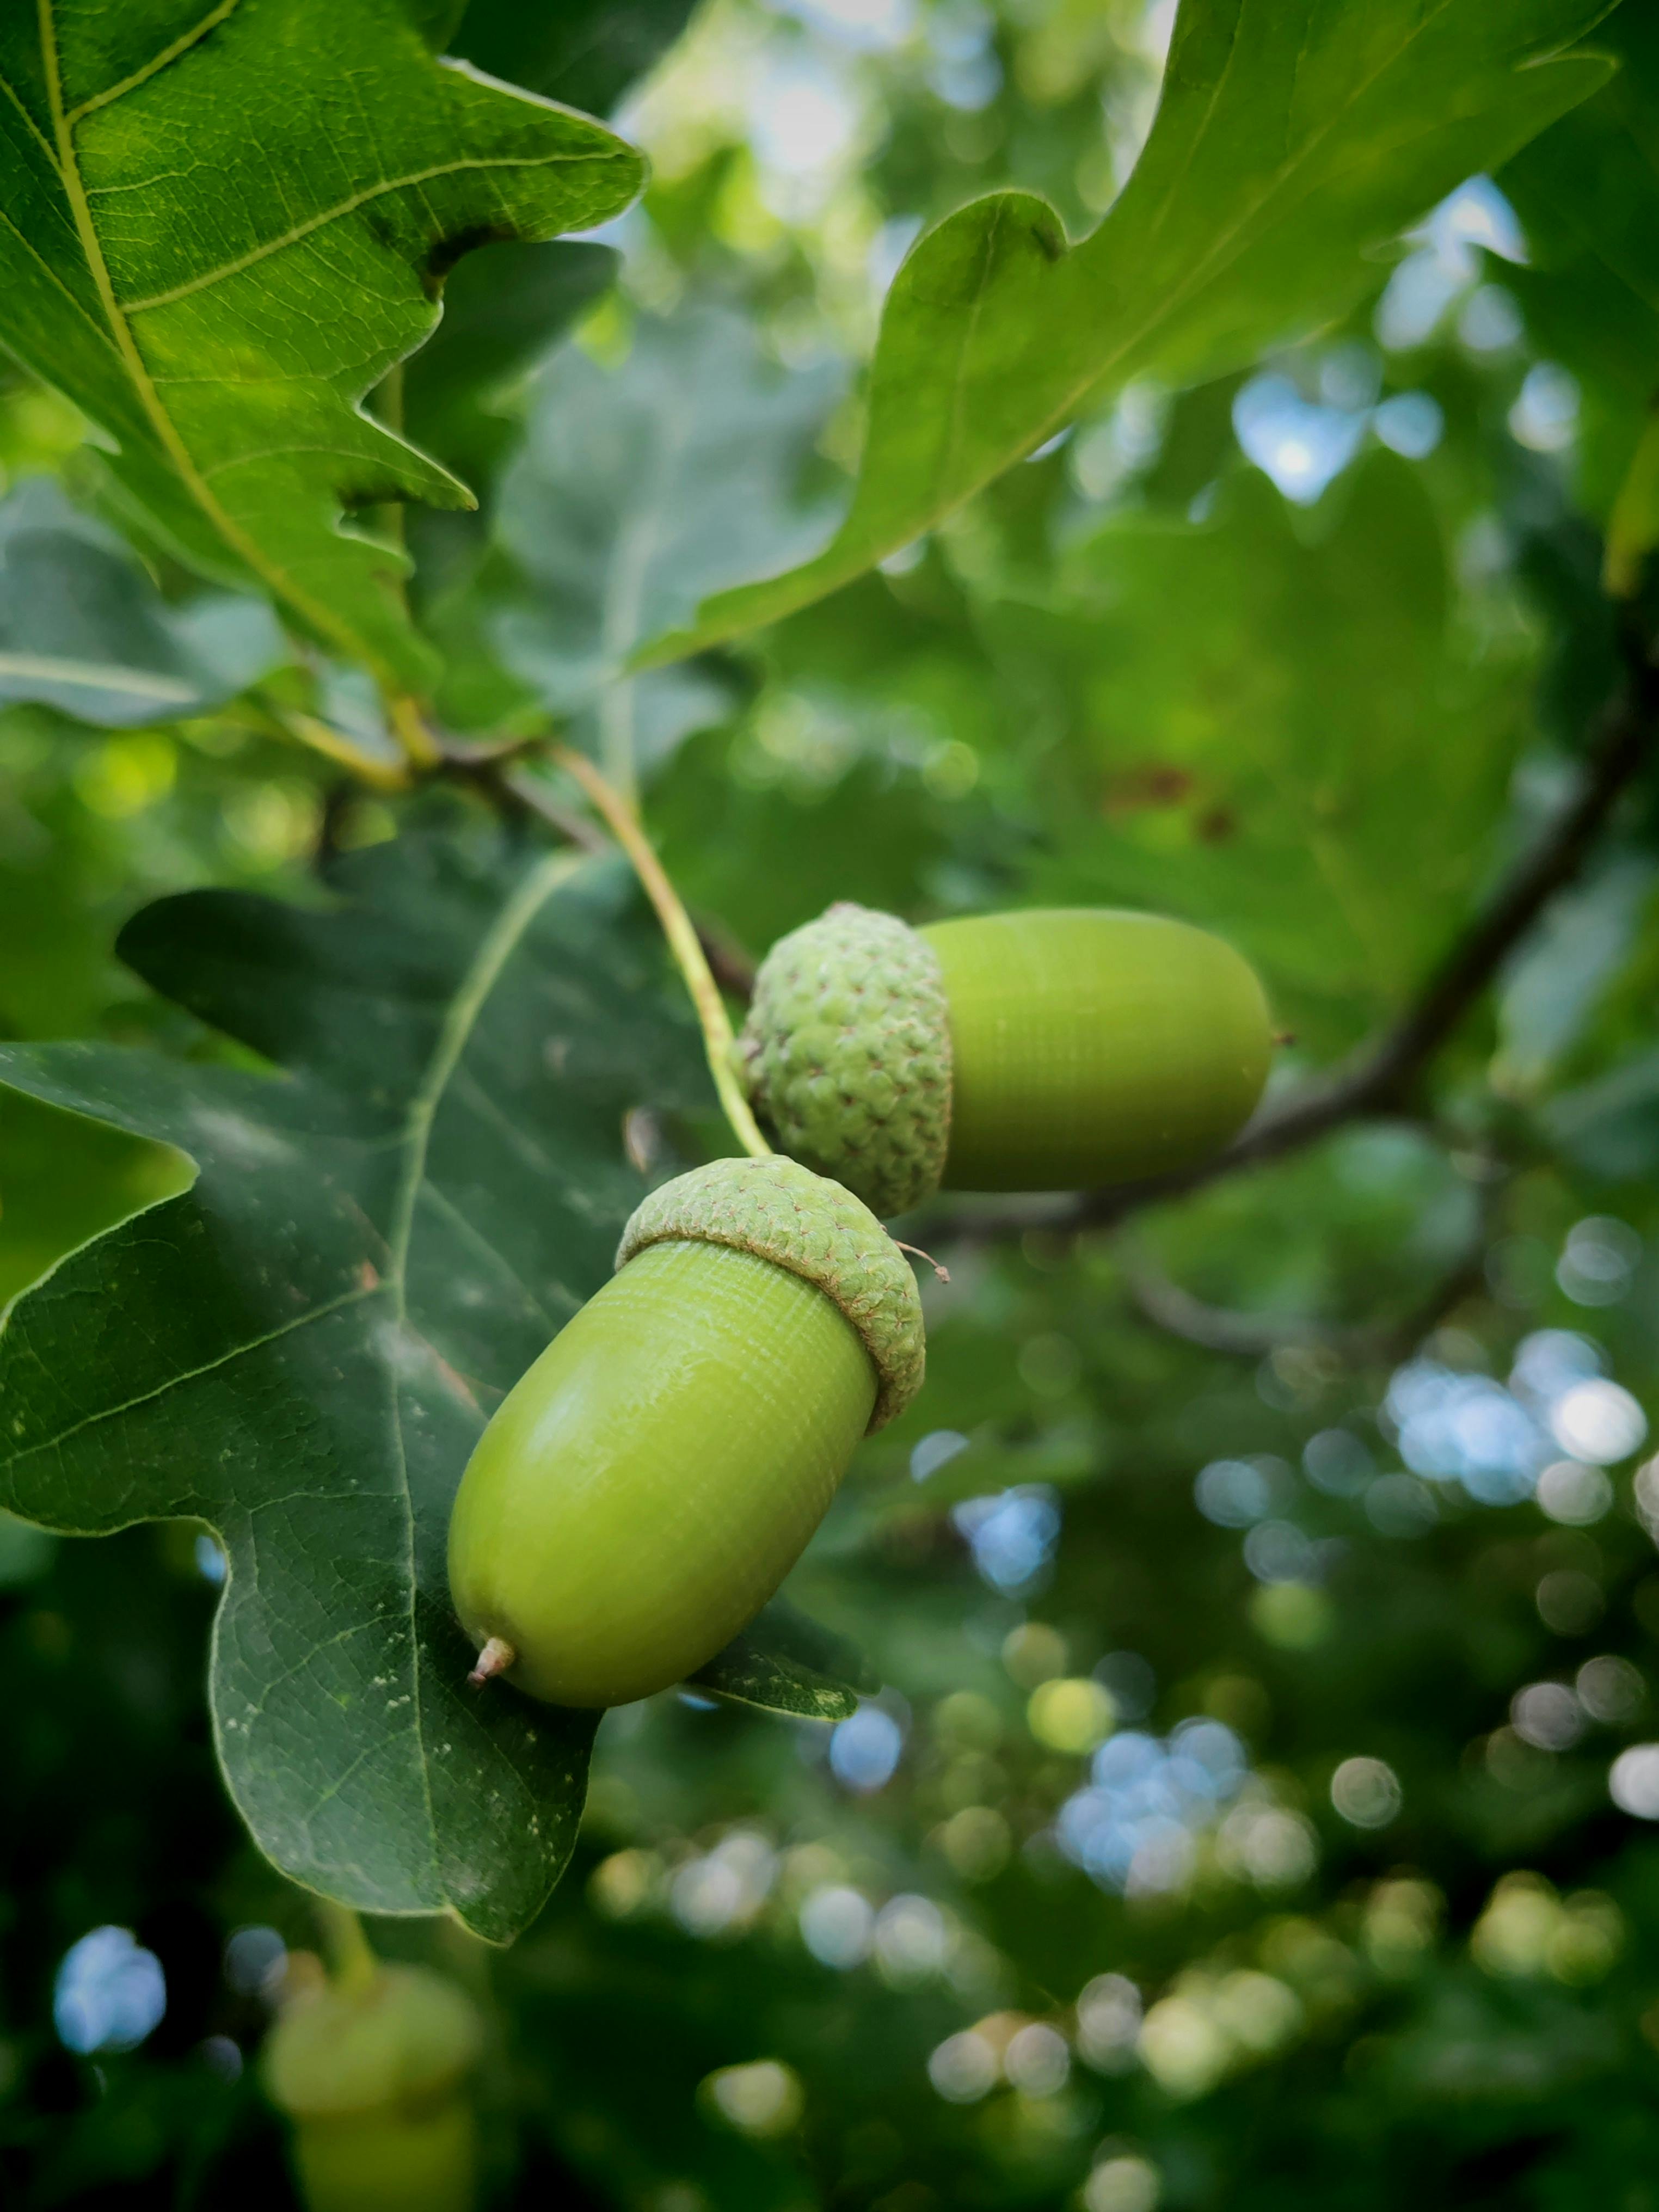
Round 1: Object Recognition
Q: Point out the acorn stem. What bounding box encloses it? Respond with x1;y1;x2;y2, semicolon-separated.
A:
549;744;774;1163
316;1900;380;1999
893;1240;950;1283
466;1636;516;1689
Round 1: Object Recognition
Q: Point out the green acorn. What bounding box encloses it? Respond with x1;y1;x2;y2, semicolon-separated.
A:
447;1155;924;1709
739;905;1273;1214
263;1962;484;2212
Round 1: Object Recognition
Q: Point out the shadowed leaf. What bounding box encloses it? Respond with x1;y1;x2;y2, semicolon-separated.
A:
0;831;710;1940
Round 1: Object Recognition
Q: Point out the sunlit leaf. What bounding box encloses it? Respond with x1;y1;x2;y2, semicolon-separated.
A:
0;1;641;697
640;0;1613;661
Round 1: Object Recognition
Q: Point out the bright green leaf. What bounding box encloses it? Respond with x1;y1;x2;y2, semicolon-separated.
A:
640;0;1613;662
0;1084;192;1313
0;1;642;698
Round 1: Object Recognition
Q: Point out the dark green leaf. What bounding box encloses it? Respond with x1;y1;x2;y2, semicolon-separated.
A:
402;0;470;48
639;0;1613;661
1501;7;1659;522
691;1596;878;1721
452;0;698;113
0;2;641;696
1019;458;1532;1051
402;241;619;498
0;831;709;1940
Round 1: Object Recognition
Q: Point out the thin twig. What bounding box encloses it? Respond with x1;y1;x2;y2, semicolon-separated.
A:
1117;1164;1506;1365
547;745;774;1162
933;648;1659;1245
497;763;611;855
497;762;759;996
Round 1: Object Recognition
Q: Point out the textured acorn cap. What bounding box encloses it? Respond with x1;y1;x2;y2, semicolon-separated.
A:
617;1154;925;1430
739;903;952;1218
263;1965;483;2121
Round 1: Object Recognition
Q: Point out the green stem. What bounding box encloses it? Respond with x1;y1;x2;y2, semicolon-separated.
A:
316;1900;380;1999
550;744;772;1162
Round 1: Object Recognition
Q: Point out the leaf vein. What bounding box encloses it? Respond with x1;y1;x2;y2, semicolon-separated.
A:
67;0;245;127
121;150;618;316
1;1281;376;1474
383;847;587;1894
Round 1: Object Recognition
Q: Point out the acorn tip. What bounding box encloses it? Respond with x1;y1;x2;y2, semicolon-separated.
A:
467;1636;516;1689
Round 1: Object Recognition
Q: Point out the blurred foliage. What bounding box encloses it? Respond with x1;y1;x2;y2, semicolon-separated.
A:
5;3;1659;2211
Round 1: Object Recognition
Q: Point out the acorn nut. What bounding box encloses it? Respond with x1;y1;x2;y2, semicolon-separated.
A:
447;1154;924;1709
263;1963;484;2212
739;904;1273;1213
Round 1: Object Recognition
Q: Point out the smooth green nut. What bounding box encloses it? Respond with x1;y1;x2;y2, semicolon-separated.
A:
741;905;1272;1209
447;1156;924;1709
263;1965;483;2212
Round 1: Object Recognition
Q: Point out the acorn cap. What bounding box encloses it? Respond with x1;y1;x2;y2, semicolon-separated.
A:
262;1964;484;2121
617;1154;925;1430
738;903;952;1218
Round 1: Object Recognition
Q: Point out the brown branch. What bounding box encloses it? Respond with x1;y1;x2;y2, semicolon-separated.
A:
1117;1164;1504;1365
933;642;1659;1246
495;760;611;855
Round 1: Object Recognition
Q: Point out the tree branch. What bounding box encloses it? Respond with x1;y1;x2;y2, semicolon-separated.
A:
932;641;1659;1246
1117;1162;1504;1365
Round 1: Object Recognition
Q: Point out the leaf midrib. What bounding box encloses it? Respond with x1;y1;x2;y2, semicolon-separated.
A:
380;845;587;1891
937;0;1457;509
36;0;394;679
0;650;200;699
1;1279;377;1488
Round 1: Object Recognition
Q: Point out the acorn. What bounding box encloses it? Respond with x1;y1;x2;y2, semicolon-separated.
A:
739;905;1273;1214
447;1155;924;1708
262;1961;484;2212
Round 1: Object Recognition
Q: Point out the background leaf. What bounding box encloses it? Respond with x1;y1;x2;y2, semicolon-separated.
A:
494;305;842;776
0;1086;192;1313
450;0;699;113
0;831;710;1940
0;479;284;728
1501;5;1659;520
1014;457;1531;1051
692;1596;878;1722
402;242;620;507
640;0;1614;661
0;0;641;696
